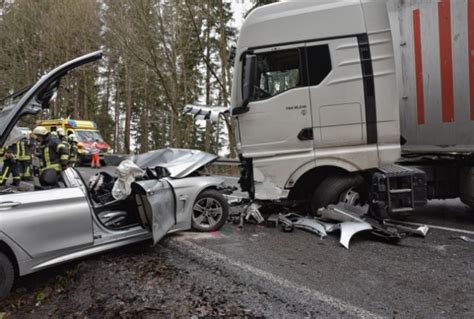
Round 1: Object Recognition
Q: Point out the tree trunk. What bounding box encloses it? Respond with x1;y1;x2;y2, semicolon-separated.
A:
124;62;132;154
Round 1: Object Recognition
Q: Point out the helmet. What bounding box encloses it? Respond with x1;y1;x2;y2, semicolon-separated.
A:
32;126;49;136
68;134;78;143
56;128;65;136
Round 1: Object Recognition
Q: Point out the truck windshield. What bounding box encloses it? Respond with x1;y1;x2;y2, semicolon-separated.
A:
75;130;104;142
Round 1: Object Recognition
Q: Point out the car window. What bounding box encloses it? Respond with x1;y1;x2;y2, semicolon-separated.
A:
254;49;302;101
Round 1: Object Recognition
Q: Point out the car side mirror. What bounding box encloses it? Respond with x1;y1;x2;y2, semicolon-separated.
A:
232;54;256;115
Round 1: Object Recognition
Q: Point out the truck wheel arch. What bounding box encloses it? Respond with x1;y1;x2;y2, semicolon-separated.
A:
288;165;351;201
286;158;361;190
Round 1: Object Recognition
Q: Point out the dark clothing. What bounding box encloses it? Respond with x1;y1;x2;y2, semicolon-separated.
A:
18;137;32;180
60;136;70;156
69;143;78;167
0;145;21;186
38;135;69;172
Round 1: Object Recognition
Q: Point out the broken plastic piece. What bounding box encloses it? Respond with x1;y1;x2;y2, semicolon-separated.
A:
277;214;295;232
289;216;328;238
318;203;369;223
339;221;373;249
459;235;474;243
319;203;403;243
266;214;279;228
243;203;264;225
383;221;429;237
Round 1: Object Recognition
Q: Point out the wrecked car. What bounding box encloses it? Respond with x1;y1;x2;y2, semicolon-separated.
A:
0;51;230;298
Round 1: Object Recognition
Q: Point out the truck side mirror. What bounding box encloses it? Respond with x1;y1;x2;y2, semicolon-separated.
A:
242;54;256;109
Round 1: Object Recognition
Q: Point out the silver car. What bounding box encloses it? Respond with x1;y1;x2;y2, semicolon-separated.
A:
0;51;230;298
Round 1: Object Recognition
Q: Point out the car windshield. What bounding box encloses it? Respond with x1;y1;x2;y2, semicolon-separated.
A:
75;130;103;142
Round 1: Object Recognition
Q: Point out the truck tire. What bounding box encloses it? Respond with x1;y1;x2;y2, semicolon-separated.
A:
0;252;14;299
459;167;474;209
311;174;366;215
191;190;229;232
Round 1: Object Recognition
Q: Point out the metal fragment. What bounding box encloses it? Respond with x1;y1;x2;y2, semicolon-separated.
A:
339;221;373;249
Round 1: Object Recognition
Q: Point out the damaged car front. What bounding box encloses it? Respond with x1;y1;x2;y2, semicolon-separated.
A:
0;51;231;299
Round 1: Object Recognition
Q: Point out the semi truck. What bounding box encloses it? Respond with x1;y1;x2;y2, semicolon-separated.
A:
186;0;474;217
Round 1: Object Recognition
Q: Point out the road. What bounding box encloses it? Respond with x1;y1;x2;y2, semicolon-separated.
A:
1;166;471;317
77;166;474;318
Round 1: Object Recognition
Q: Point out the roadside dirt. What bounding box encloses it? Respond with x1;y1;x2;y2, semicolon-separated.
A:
0;239;299;318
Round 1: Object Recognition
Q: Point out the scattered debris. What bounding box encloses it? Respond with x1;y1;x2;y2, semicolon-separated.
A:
280;214;328;238
244;203;265;225
383;220;429;237
264;203;431;249
458;235;474;243
339;221;372;249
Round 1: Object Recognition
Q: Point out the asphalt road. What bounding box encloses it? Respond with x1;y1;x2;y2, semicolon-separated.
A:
76;165;474;318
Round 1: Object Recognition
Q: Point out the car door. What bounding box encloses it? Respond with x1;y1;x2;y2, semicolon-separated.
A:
0;50;103;147
0;187;94;257
132;179;176;244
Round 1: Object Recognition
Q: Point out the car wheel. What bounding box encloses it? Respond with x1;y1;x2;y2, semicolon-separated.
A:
0;252;15;299
192;190;229;232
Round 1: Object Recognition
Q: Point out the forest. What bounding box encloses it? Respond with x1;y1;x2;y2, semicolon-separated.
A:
0;0;275;156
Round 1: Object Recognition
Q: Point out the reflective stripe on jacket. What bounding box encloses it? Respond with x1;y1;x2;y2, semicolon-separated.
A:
40;136;69;172
18;138;32;161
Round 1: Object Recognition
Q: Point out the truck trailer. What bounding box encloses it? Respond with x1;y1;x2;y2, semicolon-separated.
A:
187;0;474;217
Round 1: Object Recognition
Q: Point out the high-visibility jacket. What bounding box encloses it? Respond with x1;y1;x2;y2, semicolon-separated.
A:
18;137;32;161
0;144;20;186
39;135;69;172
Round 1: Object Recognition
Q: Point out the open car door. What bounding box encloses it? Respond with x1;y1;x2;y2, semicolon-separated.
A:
132;179;177;244
0;50;103;147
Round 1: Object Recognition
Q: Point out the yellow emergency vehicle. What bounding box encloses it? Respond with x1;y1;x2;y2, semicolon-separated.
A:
36;119;110;165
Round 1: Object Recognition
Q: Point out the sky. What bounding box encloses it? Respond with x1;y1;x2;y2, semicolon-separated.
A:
229;0;253;29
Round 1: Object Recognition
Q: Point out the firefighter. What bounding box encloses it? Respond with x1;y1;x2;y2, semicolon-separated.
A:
0;143;21;187
18;132;33;181
56;128;70;155
68;134;79;167
32;126;69;175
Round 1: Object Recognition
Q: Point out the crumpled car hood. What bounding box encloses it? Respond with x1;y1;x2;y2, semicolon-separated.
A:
130;148;218;178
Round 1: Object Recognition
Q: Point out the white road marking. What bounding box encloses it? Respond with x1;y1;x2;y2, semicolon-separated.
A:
388;220;474;235
169;239;383;319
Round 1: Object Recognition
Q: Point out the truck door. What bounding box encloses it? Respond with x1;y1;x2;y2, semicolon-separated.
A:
307;37;366;150
237;44;313;160
132;180;176;244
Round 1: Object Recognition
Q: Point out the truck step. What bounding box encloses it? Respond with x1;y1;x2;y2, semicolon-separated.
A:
379;164;415;176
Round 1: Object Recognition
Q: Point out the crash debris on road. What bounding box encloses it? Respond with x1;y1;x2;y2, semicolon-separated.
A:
231;201;430;249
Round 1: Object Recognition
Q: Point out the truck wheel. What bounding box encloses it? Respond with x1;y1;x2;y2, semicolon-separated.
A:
191;190;229;232
0;252;15;299
311;174;366;215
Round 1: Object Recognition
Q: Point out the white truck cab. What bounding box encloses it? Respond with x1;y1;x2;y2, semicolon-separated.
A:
231;0;404;211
